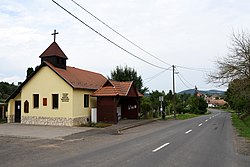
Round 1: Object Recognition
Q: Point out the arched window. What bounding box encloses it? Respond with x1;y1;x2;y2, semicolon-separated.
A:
24;100;29;113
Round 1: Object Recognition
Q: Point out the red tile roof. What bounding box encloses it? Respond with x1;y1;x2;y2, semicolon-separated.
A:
45;61;107;90
39;42;68;59
93;80;135;96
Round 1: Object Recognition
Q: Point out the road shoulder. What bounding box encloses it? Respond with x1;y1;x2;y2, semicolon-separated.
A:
233;128;250;156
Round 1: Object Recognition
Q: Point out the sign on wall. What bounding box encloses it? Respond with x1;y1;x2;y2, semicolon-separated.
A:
61;93;69;102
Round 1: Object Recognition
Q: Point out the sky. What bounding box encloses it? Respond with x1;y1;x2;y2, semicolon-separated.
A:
1;0;250;93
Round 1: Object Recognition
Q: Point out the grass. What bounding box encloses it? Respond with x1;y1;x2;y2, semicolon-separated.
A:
0;118;7;124
231;113;250;139
175;113;200;120
160;113;201;120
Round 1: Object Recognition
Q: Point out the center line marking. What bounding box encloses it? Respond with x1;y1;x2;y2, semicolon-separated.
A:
198;123;202;127
152;142;170;152
185;129;192;134
205;119;208;122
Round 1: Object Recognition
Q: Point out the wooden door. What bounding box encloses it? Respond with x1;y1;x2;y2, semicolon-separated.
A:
15;101;21;123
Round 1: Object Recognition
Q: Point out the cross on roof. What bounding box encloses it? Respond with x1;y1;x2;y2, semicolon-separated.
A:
51;29;59;42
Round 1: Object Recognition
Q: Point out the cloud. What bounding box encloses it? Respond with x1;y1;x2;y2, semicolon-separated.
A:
1;0;250;92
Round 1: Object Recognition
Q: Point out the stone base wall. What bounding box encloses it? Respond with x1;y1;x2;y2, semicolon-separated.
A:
21;116;88;126
8;115;14;123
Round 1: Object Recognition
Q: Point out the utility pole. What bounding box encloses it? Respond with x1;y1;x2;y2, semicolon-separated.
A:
172;65;176;119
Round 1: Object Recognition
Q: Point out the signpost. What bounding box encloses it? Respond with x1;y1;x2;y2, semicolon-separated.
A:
159;96;164;118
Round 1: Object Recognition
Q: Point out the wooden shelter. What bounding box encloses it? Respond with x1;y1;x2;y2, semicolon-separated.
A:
92;80;143;124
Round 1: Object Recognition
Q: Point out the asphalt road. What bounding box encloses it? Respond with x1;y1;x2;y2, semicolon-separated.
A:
1;109;250;167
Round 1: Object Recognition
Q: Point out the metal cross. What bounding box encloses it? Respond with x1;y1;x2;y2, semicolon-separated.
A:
51;29;59;42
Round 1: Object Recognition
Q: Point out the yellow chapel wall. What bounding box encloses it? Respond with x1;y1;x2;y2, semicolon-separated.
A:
7;93;21;123
21;66;74;118
72;89;97;118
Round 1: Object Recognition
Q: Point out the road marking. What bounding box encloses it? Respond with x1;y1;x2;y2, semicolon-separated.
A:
198;123;202;127
152;142;170;152
185;129;192;134
205;119;208;122
209;117;212;119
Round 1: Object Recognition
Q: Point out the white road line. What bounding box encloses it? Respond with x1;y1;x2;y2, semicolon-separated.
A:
198;123;202;127
185;129;192;134
205;119;208;122
152;142;170;152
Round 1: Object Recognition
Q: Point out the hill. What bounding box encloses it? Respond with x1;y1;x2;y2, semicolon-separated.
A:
178;89;225;95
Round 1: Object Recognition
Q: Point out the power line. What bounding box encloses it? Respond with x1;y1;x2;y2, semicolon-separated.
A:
176;74;191;89
70;0;171;66
144;66;171;84
52;0;169;70
175;67;194;88
176;65;212;73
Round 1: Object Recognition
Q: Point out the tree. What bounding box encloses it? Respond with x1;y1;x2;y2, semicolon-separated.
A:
140;96;152;119
225;78;250;114
109;65;148;94
187;96;207;114
208;30;250;115
208;30;250;85
0;82;17;100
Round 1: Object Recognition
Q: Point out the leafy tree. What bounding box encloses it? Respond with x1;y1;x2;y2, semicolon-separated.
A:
225;78;250;114
209;30;250;115
0;82;18;100
187;96;208;114
140;96;152;119
109;65;148;94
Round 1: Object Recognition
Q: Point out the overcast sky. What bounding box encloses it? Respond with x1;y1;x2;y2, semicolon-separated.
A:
1;0;250;92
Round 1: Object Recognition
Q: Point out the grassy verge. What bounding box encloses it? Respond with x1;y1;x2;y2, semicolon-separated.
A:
160;113;201;120
175;113;200;120
231;113;250;139
0;118;7;124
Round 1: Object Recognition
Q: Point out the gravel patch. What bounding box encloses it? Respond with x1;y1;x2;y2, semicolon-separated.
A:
233;128;250;156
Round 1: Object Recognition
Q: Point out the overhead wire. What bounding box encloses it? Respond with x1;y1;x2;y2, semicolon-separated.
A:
175;67;194;89
176;65;212;73
52;0;169;70
70;0;172;66
53;0;214;89
176;74;191;89
144;66;172;84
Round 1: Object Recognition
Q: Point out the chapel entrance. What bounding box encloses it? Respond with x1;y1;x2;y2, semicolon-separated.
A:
15;101;21;123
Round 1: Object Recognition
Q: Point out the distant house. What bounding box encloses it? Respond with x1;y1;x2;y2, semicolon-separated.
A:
6;41;142;126
205;94;227;108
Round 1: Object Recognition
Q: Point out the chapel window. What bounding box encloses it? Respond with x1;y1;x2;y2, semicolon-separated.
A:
84;94;89;108
33;94;39;108
52;94;59;109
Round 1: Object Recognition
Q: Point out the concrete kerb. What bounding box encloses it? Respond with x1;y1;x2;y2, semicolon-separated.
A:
115;119;157;134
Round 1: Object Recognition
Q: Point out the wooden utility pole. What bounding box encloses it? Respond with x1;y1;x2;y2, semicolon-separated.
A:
172;65;176;119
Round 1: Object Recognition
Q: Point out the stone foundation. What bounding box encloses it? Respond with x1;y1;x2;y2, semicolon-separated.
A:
8;115;14;123
21;116;88;126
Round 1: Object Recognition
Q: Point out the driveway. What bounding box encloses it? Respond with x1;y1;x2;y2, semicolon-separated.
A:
0;123;92;140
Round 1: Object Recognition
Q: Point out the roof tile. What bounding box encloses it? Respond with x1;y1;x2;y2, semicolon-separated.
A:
39;42;68;59
93;80;134;96
45;62;107;90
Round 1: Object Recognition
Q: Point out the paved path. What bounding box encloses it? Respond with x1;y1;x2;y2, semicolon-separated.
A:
0;123;92;139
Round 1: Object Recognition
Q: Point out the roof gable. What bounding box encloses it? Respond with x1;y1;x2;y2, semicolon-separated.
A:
6;62;107;102
39;42;68;59
92;80;142;97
